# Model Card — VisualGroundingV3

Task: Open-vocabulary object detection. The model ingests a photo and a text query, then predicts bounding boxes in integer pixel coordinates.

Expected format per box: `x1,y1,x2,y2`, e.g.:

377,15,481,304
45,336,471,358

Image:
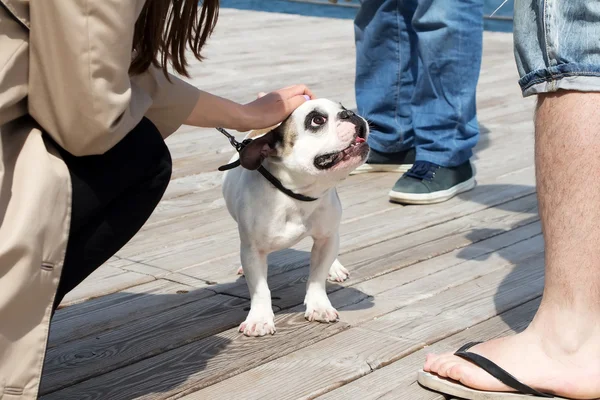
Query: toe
445,359,508,392
428,354,457,374
447,362,467,382
327,308,340,321
423,353,438,371
436,359,462,378
447,362,486,389
305,311,314,322
423,353,436,371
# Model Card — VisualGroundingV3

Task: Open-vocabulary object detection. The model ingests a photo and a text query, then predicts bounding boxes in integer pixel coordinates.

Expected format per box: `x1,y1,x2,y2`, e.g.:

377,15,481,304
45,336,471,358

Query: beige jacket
0,1,201,398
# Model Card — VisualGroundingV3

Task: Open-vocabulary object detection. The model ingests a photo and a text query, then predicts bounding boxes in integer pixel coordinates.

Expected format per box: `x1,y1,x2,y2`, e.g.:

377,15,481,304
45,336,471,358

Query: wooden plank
40,294,249,395
43,222,543,400
40,9,531,398
58,263,154,308
215,202,541,309
148,168,394,228
317,298,541,400
118,172,396,261
156,13,517,181
119,25,531,280
49,279,215,349
163,189,538,291
41,312,352,400
105,36,522,288
361,254,544,342
129,163,535,282
180,328,414,400
336,230,543,325
182,258,544,400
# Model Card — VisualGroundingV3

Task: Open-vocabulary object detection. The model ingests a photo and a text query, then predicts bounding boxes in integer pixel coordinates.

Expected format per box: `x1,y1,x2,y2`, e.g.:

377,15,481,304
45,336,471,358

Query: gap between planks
173,252,545,399
50,191,539,352
41,215,544,399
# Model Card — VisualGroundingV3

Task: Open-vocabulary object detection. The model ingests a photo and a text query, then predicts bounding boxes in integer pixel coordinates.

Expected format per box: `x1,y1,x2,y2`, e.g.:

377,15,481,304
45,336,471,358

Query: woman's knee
154,139,173,194
124,117,173,190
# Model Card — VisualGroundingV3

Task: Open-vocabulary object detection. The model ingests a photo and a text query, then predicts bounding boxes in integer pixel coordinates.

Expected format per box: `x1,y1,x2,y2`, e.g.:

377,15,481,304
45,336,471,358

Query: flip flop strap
454,342,554,398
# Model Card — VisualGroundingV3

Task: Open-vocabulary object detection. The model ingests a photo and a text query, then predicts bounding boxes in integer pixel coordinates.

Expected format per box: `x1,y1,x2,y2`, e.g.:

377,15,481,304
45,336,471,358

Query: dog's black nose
339,110,354,119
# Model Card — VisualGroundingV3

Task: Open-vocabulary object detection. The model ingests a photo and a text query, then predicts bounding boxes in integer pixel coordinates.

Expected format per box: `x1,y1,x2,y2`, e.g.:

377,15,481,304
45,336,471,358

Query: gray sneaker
351,148,415,175
389,160,475,204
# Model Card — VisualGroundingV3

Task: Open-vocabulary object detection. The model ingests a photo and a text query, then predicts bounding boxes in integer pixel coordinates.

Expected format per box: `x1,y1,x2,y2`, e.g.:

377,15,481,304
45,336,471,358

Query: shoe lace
404,161,440,182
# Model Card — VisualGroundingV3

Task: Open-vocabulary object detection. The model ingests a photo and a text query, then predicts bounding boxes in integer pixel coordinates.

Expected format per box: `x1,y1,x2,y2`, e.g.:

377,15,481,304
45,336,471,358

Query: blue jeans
354,0,484,167
514,0,600,96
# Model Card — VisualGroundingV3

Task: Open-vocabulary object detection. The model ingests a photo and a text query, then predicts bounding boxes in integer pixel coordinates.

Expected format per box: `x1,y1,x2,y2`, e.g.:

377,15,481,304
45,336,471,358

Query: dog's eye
311,116,327,127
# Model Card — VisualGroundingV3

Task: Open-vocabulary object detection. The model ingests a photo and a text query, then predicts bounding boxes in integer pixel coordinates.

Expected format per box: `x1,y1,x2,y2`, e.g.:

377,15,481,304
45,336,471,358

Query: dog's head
239,99,370,180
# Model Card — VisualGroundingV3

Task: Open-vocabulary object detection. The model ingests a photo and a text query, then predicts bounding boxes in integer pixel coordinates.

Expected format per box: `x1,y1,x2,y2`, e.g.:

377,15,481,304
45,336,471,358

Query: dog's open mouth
314,137,368,170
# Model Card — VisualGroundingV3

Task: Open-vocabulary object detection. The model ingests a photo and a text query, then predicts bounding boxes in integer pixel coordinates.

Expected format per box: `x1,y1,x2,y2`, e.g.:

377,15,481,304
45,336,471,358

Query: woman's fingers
284,94,310,114
277,84,315,100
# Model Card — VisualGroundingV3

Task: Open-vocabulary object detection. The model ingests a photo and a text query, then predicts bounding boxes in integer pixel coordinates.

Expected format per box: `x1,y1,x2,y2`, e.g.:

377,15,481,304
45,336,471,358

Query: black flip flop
417,342,571,399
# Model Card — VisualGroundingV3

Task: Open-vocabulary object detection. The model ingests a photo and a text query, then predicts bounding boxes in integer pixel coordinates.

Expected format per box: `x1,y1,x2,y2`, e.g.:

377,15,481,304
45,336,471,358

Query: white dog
222,99,370,337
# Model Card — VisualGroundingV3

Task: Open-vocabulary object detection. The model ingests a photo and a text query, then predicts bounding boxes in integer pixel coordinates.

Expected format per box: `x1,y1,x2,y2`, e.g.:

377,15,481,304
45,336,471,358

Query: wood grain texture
126,162,535,278
216,199,540,310
184,259,544,399
362,254,544,343
58,263,154,307
337,227,543,325
317,298,541,400
41,220,542,400
41,8,539,400
41,312,351,400
49,279,215,349
41,294,248,395
179,328,415,400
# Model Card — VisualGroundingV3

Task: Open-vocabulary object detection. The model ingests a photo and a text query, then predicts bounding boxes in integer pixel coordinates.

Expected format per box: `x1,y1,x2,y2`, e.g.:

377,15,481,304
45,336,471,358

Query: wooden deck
40,7,540,400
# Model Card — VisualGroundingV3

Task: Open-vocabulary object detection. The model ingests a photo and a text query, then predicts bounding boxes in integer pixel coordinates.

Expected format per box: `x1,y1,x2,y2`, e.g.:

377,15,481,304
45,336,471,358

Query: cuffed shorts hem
519,64,600,97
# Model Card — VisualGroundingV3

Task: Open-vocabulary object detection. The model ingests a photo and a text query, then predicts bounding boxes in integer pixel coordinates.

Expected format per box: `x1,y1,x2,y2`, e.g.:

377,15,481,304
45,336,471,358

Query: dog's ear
239,127,283,170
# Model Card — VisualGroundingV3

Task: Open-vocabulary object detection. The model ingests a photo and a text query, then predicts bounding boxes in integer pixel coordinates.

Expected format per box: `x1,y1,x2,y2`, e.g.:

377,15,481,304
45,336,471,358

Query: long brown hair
130,0,220,78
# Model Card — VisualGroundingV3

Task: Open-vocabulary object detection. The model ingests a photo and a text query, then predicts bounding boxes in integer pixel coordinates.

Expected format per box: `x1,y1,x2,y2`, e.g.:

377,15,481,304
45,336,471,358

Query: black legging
51,117,172,311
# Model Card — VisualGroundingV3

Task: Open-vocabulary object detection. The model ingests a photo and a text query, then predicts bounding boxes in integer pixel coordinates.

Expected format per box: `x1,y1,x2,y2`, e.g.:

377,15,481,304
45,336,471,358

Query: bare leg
238,243,276,336
424,92,600,398
305,235,340,322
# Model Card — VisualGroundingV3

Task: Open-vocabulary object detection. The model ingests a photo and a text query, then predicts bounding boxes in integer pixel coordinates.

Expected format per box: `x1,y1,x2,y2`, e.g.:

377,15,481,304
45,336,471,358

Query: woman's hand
237,85,315,131
184,84,315,132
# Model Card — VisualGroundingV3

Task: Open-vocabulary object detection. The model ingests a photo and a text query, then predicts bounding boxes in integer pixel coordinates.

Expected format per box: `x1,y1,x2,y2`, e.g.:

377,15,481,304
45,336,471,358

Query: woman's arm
184,85,315,132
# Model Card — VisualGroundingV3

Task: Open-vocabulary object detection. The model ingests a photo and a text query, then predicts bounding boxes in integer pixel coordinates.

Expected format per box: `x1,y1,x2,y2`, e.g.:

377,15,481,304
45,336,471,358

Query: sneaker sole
388,177,476,205
350,163,413,175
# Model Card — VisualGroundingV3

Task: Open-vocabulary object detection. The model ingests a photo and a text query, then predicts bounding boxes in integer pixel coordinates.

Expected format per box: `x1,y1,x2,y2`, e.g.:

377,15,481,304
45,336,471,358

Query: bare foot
423,329,600,399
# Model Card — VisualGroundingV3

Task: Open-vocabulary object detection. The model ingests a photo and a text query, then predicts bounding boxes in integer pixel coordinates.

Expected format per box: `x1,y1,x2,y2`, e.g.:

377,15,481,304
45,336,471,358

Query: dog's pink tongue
356,137,366,144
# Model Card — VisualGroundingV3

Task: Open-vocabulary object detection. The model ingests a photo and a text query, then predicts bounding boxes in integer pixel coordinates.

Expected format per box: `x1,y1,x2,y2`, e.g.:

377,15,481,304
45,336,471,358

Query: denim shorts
514,0,600,97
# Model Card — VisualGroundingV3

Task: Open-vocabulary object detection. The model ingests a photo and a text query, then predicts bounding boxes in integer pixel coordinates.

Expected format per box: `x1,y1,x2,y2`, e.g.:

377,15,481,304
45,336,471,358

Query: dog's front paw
236,266,244,276
239,309,276,337
304,293,339,323
328,259,349,282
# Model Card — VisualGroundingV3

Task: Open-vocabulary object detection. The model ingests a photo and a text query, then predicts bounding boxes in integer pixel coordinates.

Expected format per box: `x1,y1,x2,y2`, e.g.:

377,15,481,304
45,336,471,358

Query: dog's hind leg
328,258,349,282
238,243,276,336
305,234,340,323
